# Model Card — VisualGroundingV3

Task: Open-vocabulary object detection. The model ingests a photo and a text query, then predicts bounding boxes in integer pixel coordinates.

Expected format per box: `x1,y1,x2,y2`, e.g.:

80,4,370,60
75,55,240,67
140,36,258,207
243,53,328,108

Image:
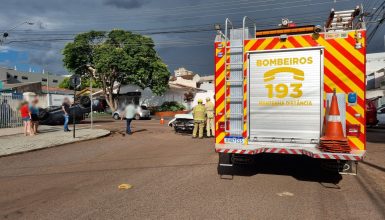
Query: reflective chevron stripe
215,30,366,150
239,31,366,151
215,147,363,161
215,42,226,144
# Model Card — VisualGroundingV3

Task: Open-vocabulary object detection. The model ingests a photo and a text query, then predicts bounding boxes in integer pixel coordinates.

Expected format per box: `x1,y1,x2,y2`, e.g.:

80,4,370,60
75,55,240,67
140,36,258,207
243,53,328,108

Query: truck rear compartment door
248,48,323,142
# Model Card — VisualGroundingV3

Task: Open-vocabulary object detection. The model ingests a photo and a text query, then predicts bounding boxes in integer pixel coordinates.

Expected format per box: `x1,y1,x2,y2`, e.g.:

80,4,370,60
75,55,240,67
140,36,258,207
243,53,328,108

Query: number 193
265,83,303,98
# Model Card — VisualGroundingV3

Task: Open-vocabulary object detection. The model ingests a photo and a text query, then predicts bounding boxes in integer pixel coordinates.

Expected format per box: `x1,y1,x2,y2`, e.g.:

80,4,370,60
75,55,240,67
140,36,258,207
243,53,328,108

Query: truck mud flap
218,153,233,178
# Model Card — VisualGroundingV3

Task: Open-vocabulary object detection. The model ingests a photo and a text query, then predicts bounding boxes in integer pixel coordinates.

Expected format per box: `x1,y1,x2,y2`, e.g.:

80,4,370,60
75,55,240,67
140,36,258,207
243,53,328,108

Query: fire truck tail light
346,124,360,137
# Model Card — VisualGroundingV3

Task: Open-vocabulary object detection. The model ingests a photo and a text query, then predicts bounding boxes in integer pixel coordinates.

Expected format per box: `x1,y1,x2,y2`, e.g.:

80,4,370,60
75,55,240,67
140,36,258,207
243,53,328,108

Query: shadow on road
218,154,342,184
361,160,385,173
35,128,61,134
356,166,385,218
366,128,385,143
133,129,147,134
79,120,115,124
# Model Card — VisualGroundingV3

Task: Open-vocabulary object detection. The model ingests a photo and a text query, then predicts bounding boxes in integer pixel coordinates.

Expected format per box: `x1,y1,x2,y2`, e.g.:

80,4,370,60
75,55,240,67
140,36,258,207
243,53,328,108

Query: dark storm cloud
0,0,383,75
104,0,148,9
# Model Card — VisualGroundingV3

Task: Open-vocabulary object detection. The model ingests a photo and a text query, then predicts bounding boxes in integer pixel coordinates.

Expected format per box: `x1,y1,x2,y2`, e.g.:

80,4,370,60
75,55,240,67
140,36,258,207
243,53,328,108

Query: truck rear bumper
215,143,365,161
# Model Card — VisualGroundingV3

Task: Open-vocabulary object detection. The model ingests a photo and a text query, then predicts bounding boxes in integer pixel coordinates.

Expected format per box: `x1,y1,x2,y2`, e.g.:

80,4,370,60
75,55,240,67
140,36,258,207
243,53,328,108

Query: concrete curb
0,130,111,158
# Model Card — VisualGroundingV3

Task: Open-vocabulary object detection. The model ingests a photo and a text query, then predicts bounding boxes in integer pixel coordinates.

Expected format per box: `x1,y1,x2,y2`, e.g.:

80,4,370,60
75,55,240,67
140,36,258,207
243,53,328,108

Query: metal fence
0,93,24,128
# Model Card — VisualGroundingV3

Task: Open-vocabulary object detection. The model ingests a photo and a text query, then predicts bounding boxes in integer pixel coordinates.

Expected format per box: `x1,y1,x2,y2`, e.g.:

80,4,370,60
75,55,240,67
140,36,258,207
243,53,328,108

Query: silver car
113,105,151,120
378,105,385,125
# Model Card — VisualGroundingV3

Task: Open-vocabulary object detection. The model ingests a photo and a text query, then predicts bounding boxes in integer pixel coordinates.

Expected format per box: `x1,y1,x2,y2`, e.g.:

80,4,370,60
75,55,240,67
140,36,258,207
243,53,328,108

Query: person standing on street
121,102,136,135
62,97,71,132
192,99,206,139
19,101,31,136
205,97,215,137
29,98,40,135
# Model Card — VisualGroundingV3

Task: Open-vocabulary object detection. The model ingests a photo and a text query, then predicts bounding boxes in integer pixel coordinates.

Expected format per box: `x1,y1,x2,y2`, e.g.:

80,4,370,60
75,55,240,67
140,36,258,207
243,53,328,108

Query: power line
1,6,333,36
4,13,329,39
5,17,329,45
0,0,342,30
367,0,385,42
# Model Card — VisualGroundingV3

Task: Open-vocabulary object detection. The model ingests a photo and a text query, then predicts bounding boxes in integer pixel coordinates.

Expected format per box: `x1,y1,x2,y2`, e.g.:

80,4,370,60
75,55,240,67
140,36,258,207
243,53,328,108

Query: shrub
158,101,185,112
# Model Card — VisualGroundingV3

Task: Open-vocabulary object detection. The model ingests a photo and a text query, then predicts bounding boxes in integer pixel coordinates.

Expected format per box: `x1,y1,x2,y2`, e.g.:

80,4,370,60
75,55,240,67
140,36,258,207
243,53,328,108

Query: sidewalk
0,125,110,157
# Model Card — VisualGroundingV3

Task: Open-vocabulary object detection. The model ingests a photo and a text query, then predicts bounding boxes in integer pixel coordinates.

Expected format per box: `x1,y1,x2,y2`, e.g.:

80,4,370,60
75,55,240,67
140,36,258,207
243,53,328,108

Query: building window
7,73,10,78
14,75,18,79
53,79,58,83
22,76,28,80
42,78,47,82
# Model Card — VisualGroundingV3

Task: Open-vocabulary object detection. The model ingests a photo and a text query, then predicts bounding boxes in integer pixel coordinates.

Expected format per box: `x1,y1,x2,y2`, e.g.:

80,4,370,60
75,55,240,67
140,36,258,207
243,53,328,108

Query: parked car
112,105,151,120
377,104,385,125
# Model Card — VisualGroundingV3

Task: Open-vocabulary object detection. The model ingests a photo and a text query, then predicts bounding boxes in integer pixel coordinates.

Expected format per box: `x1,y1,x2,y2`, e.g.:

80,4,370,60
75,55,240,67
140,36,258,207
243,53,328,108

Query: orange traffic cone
160,117,164,125
319,89,351,153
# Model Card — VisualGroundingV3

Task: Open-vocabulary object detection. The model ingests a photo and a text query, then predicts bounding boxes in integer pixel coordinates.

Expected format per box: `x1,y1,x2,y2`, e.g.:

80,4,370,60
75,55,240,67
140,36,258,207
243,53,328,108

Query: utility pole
70,74,81,138
44,66,51,107
90,79,93,129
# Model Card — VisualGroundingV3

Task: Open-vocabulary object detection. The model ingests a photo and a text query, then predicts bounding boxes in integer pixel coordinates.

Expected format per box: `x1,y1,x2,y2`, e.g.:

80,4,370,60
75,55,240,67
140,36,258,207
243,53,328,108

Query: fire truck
214,6,366,175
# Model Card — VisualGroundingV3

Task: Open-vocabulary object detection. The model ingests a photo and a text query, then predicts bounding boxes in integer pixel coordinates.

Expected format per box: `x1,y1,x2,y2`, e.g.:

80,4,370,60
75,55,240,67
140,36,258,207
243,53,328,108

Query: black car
39,96,102,125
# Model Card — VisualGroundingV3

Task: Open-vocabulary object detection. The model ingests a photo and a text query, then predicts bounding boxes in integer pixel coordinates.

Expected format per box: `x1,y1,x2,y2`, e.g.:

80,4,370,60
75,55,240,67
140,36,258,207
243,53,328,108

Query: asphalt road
0,118,385,220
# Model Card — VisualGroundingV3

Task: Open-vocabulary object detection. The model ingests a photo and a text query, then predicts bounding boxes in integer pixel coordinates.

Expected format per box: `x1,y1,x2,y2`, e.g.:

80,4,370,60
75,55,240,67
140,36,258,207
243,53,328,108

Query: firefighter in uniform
205,97,215,137
192,99,206,138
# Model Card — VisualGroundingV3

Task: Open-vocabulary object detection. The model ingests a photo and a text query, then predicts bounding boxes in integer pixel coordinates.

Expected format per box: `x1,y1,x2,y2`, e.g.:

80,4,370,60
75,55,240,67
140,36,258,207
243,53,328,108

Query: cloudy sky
0,0,383,76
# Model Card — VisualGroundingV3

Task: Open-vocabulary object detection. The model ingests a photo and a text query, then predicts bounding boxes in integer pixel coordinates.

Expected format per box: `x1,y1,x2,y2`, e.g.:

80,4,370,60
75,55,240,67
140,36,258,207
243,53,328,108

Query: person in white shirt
121,102,137,135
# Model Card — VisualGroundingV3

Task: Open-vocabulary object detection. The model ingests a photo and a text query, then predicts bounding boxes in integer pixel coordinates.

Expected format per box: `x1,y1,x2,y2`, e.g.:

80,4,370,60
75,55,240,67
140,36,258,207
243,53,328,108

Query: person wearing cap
205,97,215,137
192,99,206,138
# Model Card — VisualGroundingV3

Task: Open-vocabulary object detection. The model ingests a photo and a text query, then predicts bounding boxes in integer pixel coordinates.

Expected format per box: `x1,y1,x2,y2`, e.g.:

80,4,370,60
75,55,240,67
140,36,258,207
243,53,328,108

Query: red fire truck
214,6,366,175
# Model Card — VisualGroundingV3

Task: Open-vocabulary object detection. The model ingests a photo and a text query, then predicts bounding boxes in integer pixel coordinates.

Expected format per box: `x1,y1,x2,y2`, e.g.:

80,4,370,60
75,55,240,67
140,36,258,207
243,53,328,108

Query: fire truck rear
214,6,366,175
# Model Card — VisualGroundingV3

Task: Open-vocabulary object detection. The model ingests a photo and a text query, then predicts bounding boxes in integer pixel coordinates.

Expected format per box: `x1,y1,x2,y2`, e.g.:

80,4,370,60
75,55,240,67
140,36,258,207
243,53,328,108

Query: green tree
81,78,102,90
62,30,170,111
58,77,71,89
59,77,102,90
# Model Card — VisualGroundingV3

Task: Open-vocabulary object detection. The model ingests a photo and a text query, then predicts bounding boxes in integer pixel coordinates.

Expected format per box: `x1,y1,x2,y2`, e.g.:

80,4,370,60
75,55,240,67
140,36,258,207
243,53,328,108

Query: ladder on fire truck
325,6,363,31
223,17,256,137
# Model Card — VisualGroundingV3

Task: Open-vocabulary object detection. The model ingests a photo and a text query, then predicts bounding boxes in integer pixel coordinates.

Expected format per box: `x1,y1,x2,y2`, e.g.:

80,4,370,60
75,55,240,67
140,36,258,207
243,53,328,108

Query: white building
106,67,215,110
174,67,194,77
117,83,206,110
198,75,214,92
366,52,385,107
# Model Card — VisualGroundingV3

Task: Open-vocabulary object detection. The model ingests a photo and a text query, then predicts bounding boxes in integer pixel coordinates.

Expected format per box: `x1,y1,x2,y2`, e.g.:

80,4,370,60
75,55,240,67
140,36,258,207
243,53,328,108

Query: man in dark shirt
62,97,71,132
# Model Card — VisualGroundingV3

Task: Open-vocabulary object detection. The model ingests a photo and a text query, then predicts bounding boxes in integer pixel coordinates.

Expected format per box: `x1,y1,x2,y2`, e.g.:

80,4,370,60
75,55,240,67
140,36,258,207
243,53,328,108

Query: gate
0,93,23,128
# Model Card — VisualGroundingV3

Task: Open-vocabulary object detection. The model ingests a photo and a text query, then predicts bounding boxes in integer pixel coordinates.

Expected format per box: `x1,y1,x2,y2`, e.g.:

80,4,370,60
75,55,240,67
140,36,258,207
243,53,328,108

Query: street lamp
1,21,34,45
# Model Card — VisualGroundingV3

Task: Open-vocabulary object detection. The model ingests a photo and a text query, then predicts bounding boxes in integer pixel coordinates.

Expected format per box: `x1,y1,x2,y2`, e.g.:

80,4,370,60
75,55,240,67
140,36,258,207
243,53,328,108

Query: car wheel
79,96,91,108
113,114,120,120
135,114,140,120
